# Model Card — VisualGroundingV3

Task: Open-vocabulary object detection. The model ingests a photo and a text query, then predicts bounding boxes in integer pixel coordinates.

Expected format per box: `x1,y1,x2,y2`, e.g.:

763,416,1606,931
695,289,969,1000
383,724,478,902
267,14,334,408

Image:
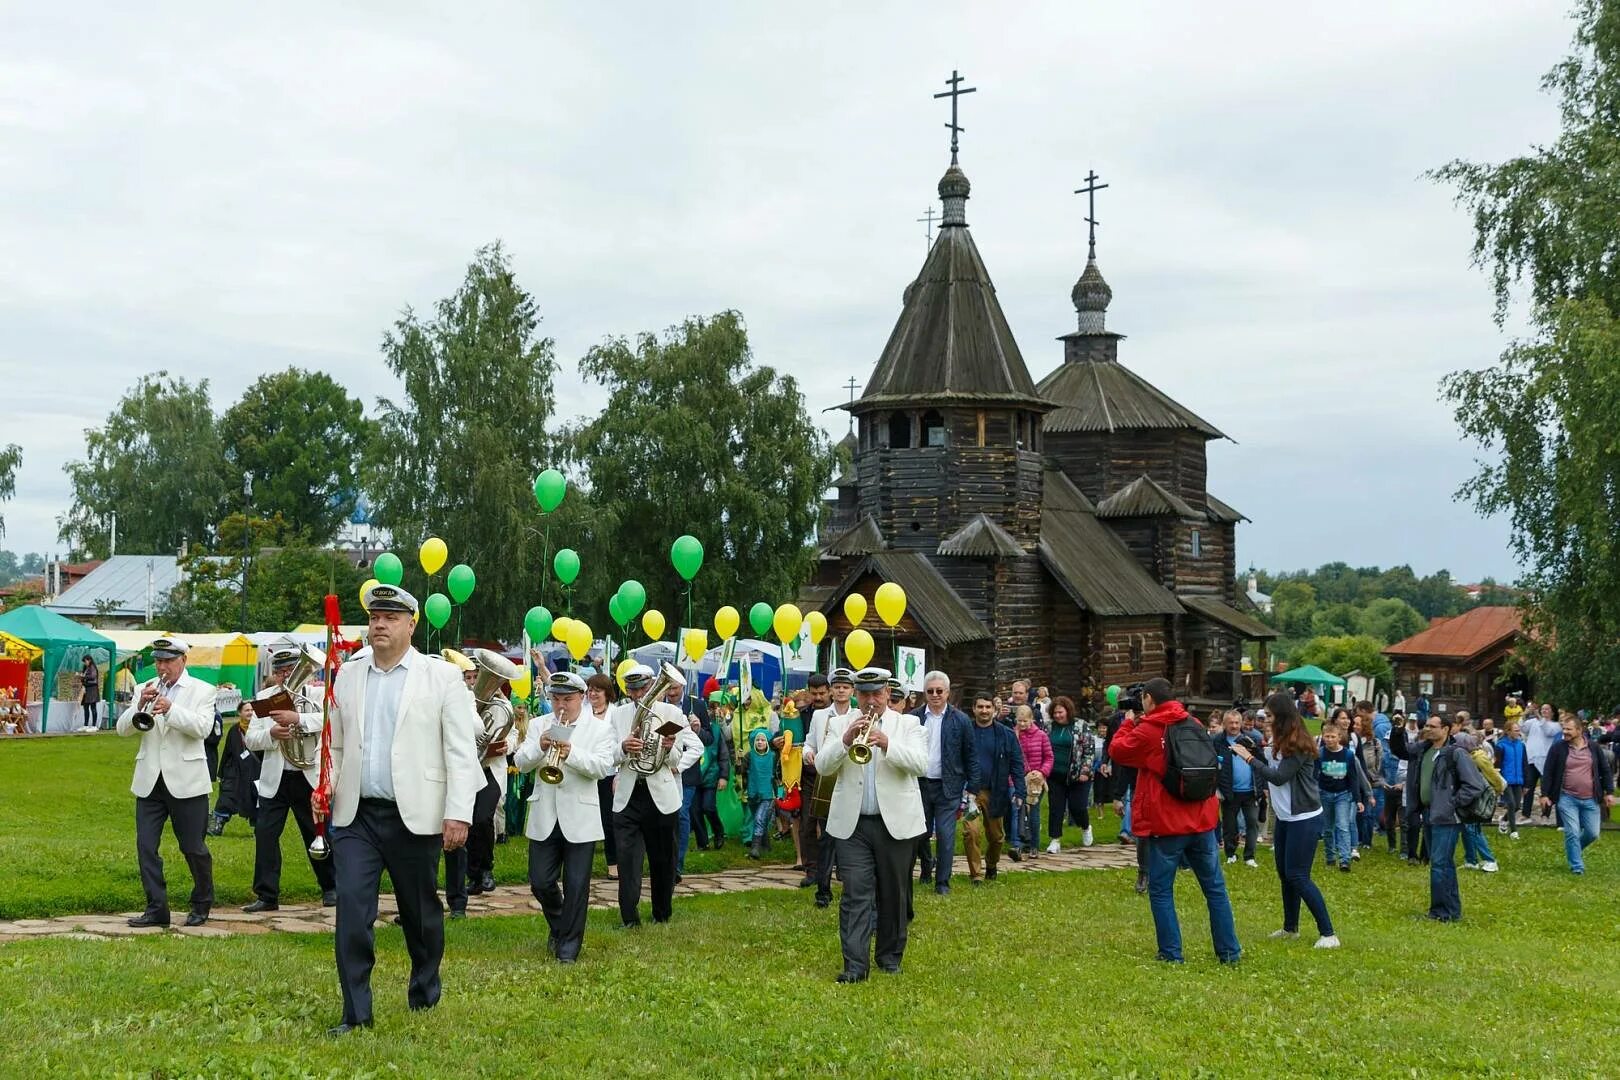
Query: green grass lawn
5,735,1620,1076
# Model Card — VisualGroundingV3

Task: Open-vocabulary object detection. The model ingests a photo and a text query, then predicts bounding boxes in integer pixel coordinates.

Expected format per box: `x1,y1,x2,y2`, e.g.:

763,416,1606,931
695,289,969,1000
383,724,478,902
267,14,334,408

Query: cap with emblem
151,637,190,660
269,645,301,670
622,663,656,690
829,667,855,687
547,671,588,695
853,667,892,693
441,648,475,672
362,583,419,615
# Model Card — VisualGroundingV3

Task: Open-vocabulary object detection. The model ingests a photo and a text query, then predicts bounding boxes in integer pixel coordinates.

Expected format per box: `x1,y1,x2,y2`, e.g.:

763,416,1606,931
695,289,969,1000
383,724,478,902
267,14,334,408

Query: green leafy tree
1309,602,1360,640
59,373,228,558
1433,0,1620,706
570,311,836,624
1293,634,1393,691
1270,580,1317,641
0,443,19,539
220,370,374,543
1356,597,1427,645
364,243,558,640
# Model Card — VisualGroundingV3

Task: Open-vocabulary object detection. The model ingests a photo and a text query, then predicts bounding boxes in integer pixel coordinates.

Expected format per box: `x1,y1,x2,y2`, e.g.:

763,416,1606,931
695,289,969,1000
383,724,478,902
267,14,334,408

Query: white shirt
359,648,415,800
921,707,945,779
860,758,881,815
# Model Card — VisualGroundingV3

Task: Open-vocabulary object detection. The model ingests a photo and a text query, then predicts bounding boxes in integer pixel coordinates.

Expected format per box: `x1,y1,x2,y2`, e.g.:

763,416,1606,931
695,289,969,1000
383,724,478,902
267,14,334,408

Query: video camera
1118,682,1145,715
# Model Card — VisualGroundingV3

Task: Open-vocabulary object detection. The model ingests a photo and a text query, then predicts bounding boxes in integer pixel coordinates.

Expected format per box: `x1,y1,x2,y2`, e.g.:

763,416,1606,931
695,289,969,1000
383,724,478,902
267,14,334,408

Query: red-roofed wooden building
1383,606,1529,718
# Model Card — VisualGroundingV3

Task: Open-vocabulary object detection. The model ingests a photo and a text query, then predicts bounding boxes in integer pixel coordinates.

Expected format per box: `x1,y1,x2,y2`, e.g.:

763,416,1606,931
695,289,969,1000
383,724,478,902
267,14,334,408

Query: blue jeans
677,786,698,871
1461,822,1495,866
1557,794,1602,873
1428,823,1462,921
1320,790,1355,865
748,796,774,842
1358,789,1382,846
1272,815,1333,936
1144,829,1240,964
1122,789,1133,836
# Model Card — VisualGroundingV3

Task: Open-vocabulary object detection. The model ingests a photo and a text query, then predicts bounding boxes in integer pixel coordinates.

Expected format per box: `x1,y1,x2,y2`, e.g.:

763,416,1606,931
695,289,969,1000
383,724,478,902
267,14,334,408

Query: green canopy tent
0,605,115,733
1268,664,1347,695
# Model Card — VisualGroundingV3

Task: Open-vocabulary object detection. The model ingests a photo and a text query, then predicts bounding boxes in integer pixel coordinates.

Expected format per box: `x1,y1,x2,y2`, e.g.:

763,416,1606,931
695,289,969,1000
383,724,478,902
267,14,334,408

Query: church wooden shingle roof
847,168,1050,414
1039,471,1183,617
1205,494,1248,524
1179,594,1278,640
1095,474,1201,520
1037,353,1225,438
937,513,1026,558
822,514,886,557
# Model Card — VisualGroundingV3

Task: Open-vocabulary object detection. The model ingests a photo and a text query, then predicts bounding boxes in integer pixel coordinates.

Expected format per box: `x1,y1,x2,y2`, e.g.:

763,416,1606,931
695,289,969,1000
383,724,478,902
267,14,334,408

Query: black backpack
1163,718,1219,801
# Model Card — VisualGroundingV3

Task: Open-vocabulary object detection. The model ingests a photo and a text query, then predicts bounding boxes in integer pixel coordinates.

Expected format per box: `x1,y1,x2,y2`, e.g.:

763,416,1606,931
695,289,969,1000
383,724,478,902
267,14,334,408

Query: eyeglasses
925,687,947,695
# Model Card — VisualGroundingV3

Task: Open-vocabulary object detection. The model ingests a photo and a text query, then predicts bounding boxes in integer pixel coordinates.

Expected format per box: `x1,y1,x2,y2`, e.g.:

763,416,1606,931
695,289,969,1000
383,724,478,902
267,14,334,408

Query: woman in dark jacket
1233,693,1337,948
1045,696,1095,851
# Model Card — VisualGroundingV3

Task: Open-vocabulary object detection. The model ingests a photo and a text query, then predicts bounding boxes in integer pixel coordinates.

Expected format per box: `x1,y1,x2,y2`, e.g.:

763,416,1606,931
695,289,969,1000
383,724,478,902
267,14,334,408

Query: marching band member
241,646,338,912
325,585,483,1036
815,666,927,983
117,636,218,928
514,670,614,963
440,649,507,918
804,667,856,907
610,664,703,927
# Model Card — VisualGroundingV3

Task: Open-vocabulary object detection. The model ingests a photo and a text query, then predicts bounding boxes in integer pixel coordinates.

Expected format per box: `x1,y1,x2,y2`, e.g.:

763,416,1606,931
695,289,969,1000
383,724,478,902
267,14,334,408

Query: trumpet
847,703,885,765
538,735,566,785
131,679,172,732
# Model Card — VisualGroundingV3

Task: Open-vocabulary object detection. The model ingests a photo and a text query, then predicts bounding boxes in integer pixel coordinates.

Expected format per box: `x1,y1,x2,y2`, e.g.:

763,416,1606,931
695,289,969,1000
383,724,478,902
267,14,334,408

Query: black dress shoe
935,884,951,896
798,875,816,889
242,899,278,913
546,935,558,957
449,909,466,920
877,963,901,975
326,1020,372,1037
1008,850,1022,862
985,867,998,881
557,956,577,965
479,872,495,893
127,911,169,928
919,871,934,885
466,879,485,897
814,895,831,908
322,890,338,907
184,911,209,927
835,970,868,984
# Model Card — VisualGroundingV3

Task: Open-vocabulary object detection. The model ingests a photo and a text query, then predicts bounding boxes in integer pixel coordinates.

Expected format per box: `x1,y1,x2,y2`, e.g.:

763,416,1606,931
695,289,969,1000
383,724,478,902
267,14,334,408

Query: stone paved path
0,843,1138,944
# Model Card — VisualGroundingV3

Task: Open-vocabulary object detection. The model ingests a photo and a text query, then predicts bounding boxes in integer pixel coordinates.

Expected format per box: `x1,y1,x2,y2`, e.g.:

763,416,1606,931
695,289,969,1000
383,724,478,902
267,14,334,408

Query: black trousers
529,829,596,961
1047,774,1092,834
597,776,618,867
1221,792,1259,860
332,799,444,1026
836,815,912,976
446,770,501,908
1522,765,1543,818
613,780,677,925
252,769,336,903
135,777,213,915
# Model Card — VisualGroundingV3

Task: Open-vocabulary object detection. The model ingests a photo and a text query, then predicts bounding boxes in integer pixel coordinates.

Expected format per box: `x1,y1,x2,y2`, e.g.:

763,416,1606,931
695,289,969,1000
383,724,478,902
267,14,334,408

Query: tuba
627,663,687,775
471,649,522,757
271,647,322,770
847,701,886,765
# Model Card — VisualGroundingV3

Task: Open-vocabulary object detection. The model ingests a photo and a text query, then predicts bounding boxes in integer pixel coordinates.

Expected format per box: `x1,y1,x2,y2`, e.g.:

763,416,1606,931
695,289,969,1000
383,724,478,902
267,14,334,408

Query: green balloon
670,534,704,582
553,548,580,585
1105,684,1121,708
447,563,476,604
608,593,628,628
533,468,567,514
373,552,404,586
424,593,452,629
524,606,553,642
748,601,773,637
617,579,646,620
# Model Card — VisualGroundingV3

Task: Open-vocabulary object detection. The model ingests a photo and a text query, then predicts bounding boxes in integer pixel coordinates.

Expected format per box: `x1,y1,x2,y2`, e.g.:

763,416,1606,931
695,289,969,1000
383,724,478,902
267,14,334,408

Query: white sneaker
1480,861,1498,873
1351,849,1360,861
1498,821,1509,834
1267,929,1298,940
1045,839,1061,855
1313,935,1341,950
1227,855,1236,864
1245,858,1259,867
1082,827,1094,847
1510,831,1520,840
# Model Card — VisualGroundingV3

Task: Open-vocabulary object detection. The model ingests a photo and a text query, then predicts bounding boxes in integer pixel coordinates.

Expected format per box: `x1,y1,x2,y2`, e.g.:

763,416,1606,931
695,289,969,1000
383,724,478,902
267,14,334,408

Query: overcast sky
0,2,1573,580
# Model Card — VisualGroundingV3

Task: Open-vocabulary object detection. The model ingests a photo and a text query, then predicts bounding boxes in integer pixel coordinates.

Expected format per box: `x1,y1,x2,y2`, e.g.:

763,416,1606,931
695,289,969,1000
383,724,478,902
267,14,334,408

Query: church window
1129,635,1144,670
1190,529,1202,558
888,412,913,449
923,410,946,447
976,409,986,447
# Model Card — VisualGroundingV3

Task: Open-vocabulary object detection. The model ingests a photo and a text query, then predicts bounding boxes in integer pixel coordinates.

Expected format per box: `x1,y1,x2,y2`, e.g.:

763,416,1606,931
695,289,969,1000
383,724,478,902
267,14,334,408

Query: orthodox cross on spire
1074,169,1108,261
933,69,977,163
843,376,859,431
916,206,937,250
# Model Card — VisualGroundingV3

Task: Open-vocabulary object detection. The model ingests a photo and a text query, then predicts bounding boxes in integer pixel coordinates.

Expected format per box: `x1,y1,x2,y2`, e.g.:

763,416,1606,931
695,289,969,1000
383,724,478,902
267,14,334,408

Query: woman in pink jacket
1013,706,1053,859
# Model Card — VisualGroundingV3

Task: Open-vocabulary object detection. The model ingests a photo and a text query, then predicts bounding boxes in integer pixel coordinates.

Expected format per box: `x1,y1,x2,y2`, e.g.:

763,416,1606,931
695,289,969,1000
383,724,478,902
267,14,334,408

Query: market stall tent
0,605,115,732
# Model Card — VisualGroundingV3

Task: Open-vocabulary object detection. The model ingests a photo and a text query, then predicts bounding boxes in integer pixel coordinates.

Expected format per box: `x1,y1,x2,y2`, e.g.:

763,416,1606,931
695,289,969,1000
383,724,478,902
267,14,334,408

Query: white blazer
243,687,322,799
328,649,483,836
514,709,614,843
116,672,218,800
609,698,704,814
815,707,927,841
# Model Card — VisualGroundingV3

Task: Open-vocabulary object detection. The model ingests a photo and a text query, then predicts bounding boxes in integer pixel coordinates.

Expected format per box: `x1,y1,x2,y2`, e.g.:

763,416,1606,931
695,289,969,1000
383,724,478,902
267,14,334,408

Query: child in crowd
1496,718,1528,839
1022,770,1047,856
1011,706,1052,860
1316,723,1369,871
742,726,778,860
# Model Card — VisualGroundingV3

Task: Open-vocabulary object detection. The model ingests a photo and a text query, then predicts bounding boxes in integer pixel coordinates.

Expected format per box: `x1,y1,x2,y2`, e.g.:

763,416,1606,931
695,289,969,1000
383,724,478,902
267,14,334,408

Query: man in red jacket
1109,678,1241,964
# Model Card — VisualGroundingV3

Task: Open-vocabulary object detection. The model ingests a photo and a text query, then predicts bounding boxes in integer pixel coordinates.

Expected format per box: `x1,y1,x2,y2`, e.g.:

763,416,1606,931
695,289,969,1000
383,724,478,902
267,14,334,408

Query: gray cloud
0,1,1568,580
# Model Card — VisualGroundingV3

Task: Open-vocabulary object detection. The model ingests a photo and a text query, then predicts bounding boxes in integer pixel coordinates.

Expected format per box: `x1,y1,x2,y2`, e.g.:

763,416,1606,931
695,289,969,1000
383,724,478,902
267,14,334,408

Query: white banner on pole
896,646,926,691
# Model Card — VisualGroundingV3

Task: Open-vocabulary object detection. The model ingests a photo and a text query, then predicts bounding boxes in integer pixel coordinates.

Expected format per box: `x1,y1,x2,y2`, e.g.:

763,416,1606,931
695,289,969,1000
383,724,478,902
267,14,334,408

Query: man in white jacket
117,636,218,928
515,670,614,963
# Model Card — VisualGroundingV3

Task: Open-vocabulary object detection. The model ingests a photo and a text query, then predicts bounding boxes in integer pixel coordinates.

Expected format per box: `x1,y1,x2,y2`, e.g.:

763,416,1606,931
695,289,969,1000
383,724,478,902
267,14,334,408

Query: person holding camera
1109,678,1240,965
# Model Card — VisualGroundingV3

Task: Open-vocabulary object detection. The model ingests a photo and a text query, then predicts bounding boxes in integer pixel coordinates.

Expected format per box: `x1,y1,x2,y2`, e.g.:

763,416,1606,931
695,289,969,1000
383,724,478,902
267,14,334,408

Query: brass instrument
627,663,687,775
847,702,885,765
537,726,566,786
471,649,522,757
264,647,321,770
130,678,172,732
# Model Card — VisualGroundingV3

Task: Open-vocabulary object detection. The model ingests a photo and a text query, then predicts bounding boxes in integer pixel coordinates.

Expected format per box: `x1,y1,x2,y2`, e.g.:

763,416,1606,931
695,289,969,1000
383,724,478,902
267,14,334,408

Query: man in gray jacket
1420,716,1485,922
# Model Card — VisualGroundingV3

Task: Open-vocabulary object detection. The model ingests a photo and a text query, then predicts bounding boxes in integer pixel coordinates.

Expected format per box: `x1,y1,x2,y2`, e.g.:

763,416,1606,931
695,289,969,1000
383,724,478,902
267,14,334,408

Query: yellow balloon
642,609,666,640
509,672,532,700
874,582,907,627
359,577,379,610
615,657,638,695
683,628,709,664
805,610,828,646
773,603,803,645
551,616,573,643
419,536,448,576
844,629,875,669
567,621,593,661
713,605,740,640
843,593,868,628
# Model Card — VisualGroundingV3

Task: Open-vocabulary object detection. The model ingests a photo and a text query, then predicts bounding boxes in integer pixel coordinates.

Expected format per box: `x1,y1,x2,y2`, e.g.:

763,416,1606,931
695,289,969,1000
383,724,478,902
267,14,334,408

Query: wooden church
802,93,1274,710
